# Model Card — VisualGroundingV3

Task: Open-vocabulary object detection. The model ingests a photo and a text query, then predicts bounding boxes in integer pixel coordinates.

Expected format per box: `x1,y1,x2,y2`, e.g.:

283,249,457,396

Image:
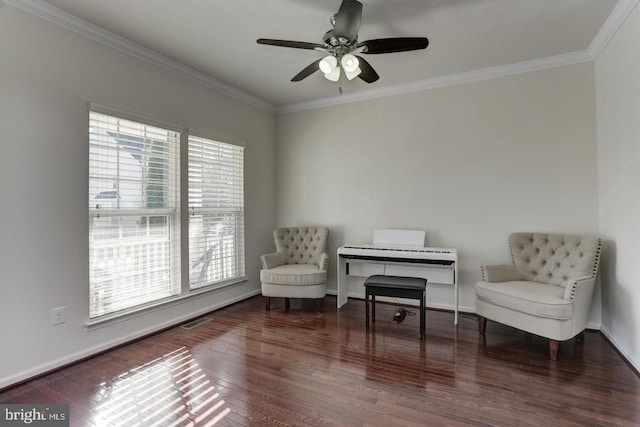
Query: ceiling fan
257,0,429,84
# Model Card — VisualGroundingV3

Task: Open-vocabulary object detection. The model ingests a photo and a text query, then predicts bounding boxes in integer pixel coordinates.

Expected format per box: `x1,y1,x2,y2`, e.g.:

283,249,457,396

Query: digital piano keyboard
336,230,459,324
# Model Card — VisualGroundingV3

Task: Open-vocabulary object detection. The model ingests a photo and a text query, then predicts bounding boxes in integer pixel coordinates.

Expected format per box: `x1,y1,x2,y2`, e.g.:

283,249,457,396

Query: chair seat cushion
260,264,327,286
475,280,572,320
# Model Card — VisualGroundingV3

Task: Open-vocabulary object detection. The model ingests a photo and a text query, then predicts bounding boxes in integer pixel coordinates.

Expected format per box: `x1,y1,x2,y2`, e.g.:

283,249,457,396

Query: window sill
85,277,248,331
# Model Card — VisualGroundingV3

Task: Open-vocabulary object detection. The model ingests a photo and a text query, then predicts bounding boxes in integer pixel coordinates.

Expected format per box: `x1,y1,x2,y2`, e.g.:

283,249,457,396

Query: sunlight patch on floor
92,346,230,426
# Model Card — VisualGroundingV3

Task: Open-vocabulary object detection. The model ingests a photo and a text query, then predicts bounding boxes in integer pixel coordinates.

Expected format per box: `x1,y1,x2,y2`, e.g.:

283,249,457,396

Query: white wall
276,63,600,317
595,3,640,371
0,6,276,387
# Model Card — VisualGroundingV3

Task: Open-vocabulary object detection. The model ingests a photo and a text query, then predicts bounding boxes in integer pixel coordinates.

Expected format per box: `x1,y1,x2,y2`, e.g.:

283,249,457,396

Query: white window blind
188,135,245,289
89,111,181,318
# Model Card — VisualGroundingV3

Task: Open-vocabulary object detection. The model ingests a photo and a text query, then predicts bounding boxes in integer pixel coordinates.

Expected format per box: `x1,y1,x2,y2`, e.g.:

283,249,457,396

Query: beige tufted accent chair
260,227,329,312
475,232,602,360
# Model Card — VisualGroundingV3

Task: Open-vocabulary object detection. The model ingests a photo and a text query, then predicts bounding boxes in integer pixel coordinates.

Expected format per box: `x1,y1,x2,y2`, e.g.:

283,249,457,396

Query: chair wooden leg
315,298,322,312
478,316,487,335
576,331,585,342
264,296,271,311
285,298,290,311
550,339,559,361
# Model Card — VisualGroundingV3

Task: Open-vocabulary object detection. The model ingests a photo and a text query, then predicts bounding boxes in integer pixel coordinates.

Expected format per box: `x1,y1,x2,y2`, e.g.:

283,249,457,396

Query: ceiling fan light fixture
324,67,341,82
344,66,362,80
319,55,338,75
341,53,359,73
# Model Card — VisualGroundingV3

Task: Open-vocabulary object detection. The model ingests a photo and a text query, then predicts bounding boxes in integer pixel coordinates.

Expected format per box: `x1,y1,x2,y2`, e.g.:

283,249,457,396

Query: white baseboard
0,289,261,390
325,289,476,314
587,322,602,330
600,327,640,374
327,290,606,328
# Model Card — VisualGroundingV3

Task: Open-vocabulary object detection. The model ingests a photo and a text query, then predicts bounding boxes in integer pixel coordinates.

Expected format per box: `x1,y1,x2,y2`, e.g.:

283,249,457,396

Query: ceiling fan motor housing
323,31,355,50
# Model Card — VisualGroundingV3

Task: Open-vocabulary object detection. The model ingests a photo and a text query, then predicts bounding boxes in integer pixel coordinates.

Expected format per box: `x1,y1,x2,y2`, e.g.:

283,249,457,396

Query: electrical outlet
51,306,66,326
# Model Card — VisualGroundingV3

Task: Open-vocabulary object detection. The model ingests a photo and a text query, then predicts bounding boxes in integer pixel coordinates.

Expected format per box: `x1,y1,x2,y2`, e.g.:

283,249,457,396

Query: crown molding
5,0,276,113
588,0,640,59
7,0,636,116
277,51,593,114
277,0,639,114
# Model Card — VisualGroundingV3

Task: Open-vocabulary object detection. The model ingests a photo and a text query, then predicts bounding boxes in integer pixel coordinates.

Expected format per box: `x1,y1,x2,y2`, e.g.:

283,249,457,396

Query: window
88,108,245,321
89,111,181,318
188,135,245,289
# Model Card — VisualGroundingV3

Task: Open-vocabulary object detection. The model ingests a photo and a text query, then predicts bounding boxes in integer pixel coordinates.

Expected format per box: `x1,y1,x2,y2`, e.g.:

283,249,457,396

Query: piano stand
364,275,427,340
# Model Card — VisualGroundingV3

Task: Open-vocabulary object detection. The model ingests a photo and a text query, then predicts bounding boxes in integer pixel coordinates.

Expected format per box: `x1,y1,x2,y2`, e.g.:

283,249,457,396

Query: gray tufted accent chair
475,232,602,360
260,227,329,312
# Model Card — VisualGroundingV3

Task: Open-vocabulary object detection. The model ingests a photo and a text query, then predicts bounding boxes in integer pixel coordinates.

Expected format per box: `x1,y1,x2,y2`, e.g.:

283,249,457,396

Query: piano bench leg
371,295,376,324
365,289,371,332
420,290,425,340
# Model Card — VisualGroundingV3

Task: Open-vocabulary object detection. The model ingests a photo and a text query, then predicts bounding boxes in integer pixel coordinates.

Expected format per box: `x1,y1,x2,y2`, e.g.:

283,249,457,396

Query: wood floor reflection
2,295,639,426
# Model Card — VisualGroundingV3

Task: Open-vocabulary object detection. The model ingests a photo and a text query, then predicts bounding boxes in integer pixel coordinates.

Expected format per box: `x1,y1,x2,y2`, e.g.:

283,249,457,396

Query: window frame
87,104,247,329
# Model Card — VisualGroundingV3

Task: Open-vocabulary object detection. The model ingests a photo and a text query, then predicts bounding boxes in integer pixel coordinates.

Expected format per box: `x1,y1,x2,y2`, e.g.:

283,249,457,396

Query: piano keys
337,230,459,324
339,244,456,265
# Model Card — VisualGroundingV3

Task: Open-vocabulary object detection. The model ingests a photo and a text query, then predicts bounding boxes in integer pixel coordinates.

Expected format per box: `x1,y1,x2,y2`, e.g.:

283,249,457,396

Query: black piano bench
364,275,427,340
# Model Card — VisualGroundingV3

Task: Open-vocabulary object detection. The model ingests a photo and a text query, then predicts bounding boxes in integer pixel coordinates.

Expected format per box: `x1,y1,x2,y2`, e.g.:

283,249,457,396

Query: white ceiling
23,0,621,108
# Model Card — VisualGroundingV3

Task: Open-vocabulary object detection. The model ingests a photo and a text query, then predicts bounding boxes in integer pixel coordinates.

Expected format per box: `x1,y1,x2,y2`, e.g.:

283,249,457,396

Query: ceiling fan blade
360,37,429,54
355,56,379,83
332,0,363,42
257,39,324,50
291,59,322,82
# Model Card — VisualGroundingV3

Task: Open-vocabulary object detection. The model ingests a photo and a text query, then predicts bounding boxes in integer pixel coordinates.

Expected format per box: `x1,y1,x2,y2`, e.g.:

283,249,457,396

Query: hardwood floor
2,295,639,426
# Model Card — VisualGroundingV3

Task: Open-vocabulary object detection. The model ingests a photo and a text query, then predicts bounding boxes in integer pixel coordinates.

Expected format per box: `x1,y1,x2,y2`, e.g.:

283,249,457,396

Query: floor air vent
180,317,212,330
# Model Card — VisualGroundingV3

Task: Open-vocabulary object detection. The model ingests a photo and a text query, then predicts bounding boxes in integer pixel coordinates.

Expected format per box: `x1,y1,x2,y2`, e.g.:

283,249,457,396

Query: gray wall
595,3,640,372
276,63,600,318
0,6,276,387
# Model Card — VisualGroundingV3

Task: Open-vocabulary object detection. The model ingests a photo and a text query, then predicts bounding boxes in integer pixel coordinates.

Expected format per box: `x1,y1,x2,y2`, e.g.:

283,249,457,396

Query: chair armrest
317,253,329,271
564,275,597,336
261,253,286,269
481,264,523,282
563,275,595,301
